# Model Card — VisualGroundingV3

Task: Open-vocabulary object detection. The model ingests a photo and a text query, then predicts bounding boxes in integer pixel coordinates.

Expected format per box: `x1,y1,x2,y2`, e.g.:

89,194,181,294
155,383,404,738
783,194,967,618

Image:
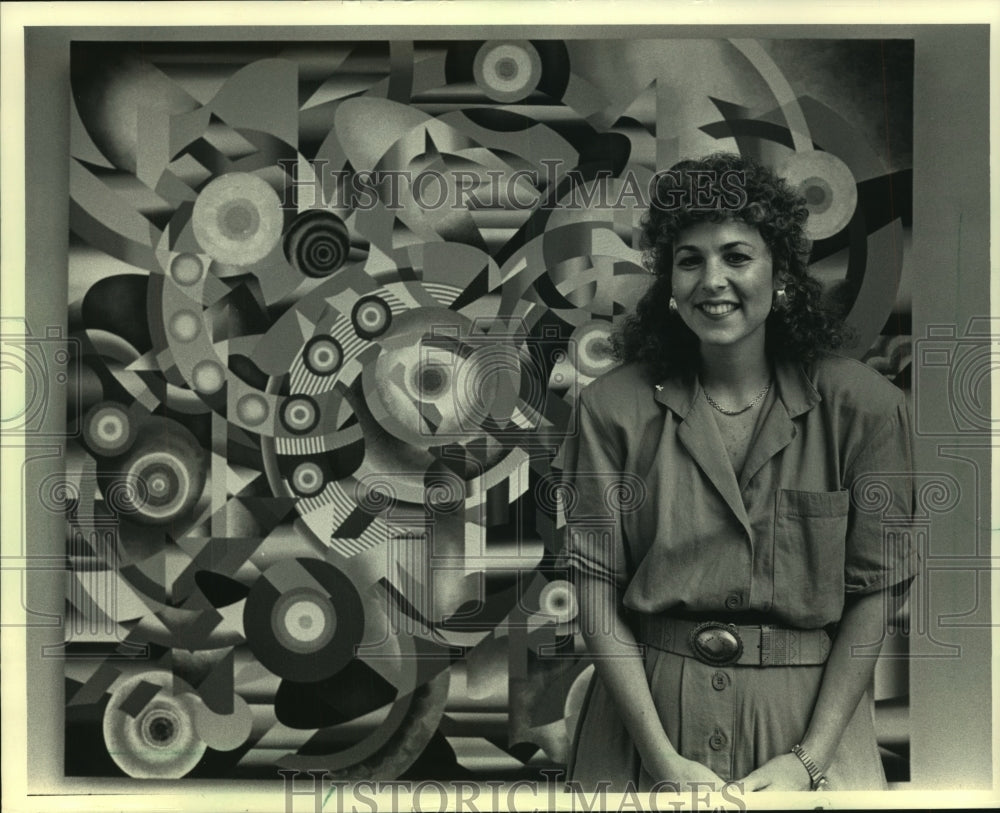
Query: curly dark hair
613,152,848,380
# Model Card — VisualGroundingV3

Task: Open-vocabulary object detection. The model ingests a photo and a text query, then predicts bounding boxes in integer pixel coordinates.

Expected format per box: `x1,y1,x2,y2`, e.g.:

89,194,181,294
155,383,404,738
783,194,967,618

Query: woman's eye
675,256,701,269
725,253,751,265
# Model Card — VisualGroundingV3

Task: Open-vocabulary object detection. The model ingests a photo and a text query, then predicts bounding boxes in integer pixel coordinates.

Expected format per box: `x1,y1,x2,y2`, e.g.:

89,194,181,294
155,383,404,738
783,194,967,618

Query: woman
554,153,917,792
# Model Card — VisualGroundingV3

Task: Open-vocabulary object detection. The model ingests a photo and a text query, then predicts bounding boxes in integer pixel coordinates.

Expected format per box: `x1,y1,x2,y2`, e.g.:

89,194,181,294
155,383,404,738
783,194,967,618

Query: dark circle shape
351,296,392,340
284,210,351,278
417,364,447,396
495,57,518,80
146,713,176,744
243,558,365,682
279,394,320,435
303,335,343,376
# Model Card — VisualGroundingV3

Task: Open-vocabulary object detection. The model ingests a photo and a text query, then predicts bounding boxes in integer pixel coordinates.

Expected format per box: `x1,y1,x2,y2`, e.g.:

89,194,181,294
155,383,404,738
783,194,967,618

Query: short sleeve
844,397,921,595
551,394,630,589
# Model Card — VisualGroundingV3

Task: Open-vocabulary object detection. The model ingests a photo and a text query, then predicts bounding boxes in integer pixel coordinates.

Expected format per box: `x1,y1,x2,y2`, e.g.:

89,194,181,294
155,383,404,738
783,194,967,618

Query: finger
742,771,772,792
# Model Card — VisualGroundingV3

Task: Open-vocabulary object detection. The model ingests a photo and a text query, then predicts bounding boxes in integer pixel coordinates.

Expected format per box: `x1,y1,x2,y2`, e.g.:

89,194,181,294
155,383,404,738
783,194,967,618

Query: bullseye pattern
280,395,320,435
302,335,343,376
352,296,392,339
571,321,616,378
777,150,858,240
83,402,135,456
538,579,579,624
473,40,542,103
290,460,325,496
102,672,205,779
284,210,351,277
192,173,283,265
243,558,364,682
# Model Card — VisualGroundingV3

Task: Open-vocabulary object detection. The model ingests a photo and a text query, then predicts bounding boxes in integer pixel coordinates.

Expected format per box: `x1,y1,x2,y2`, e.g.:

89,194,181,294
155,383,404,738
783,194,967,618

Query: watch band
791,743,829,790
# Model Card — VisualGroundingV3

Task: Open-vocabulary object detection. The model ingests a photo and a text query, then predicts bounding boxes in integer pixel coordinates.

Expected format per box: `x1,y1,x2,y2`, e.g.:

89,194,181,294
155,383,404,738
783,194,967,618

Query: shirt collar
652,357,821,418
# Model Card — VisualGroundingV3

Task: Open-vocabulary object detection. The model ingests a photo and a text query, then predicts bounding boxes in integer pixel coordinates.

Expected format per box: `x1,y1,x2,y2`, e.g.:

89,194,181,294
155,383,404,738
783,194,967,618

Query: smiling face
670,219,778,357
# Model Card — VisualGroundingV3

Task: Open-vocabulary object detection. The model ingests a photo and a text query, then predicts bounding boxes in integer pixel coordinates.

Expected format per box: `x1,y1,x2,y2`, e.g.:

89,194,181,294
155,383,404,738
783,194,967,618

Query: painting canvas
1,7,995,811
60,36,914,781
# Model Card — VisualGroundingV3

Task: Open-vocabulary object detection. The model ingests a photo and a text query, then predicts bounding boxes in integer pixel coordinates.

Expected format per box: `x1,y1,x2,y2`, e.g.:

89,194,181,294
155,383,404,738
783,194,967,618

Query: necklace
702,380,771,416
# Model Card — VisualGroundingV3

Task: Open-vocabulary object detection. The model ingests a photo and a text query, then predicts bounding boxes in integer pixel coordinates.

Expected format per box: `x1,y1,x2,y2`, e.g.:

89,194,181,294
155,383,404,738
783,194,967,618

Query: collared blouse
553,353,918,629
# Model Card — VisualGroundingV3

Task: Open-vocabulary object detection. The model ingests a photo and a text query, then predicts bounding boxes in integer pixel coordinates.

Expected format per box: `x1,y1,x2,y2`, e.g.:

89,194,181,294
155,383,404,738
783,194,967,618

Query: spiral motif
603,474,647,513
355,476,399,514
105,475,150,515
851,475,894,514
949,346,998,432
533,473,576,515
917,475,961,516
38,475,81,515
284,210,350,278
424,472,465,514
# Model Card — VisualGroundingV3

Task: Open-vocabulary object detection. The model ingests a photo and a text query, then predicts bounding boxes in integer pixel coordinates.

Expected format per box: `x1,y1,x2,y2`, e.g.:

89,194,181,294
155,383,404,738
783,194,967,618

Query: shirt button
709,729,728,751
711,671,728,691
725,591,742,610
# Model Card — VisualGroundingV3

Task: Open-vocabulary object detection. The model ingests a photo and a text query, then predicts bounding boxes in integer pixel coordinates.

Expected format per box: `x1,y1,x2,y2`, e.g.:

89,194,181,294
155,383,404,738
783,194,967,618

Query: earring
669,296,678,312
773,287,787,309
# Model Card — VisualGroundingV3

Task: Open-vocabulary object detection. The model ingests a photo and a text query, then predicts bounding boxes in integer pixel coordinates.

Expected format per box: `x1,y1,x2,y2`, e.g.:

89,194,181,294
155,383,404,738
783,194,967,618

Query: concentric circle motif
290,461,325,497
283,210,351,278
571,321,616,378
169,253,204,286
192,173,283,265
102,671,205,778
538,579,579,624
352,296,392,340
83,402,135,456
473,40,543,103
125,451,192,522
243,558,365,682
279,394,320,435
302,335,343,376
777,150,858,241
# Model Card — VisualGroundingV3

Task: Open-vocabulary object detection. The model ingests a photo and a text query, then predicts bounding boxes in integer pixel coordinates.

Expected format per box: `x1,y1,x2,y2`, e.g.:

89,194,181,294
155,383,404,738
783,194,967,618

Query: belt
636,615,831,667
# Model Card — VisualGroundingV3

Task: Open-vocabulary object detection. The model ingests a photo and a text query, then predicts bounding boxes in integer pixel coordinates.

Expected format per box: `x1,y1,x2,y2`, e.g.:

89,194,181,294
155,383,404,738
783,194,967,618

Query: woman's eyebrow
674,240,756,254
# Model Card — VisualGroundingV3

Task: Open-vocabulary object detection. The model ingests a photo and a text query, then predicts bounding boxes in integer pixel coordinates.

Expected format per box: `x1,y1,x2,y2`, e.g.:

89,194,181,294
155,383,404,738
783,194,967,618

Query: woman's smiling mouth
698,302,739,316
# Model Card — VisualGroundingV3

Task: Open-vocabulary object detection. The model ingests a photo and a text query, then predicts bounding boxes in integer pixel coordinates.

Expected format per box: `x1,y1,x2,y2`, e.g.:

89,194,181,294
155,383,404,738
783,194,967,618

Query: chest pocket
773,488,850,627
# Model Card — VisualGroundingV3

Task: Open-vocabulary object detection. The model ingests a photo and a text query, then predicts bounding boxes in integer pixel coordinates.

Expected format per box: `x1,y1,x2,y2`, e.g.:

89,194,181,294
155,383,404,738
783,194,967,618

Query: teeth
701,303,737,315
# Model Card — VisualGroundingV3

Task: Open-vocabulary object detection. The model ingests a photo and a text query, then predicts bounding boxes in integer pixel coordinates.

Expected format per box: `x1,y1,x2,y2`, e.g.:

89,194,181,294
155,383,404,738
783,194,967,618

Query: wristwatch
791,743,829,790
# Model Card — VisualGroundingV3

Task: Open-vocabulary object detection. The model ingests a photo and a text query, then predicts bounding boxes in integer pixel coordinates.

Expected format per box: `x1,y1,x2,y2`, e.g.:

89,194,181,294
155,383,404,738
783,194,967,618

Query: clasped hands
659,752,815,793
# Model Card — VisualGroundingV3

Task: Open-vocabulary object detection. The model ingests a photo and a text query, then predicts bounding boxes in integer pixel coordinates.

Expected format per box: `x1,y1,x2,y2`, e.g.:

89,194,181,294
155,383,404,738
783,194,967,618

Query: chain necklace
702,380,771,416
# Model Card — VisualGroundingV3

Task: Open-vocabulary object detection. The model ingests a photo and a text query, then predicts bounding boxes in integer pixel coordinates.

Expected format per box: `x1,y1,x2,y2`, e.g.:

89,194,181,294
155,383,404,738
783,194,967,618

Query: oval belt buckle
688,621,744,666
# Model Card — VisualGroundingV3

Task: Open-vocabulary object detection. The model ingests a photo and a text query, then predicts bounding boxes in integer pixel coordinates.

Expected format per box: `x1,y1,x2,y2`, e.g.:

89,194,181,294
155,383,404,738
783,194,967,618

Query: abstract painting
60,37,914,782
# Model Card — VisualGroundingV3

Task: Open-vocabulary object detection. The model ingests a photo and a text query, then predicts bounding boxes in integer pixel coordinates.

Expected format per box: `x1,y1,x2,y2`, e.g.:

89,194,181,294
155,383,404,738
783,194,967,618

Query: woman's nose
701,257,728,289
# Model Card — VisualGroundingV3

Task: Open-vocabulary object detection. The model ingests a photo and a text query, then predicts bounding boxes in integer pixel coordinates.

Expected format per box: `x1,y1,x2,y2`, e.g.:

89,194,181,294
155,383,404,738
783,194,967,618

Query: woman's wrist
798,734,834,775
790,743,829,790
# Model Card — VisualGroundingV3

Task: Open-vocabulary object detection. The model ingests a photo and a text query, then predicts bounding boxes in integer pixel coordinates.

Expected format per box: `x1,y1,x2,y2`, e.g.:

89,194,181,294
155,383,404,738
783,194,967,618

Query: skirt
566,646,887,791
